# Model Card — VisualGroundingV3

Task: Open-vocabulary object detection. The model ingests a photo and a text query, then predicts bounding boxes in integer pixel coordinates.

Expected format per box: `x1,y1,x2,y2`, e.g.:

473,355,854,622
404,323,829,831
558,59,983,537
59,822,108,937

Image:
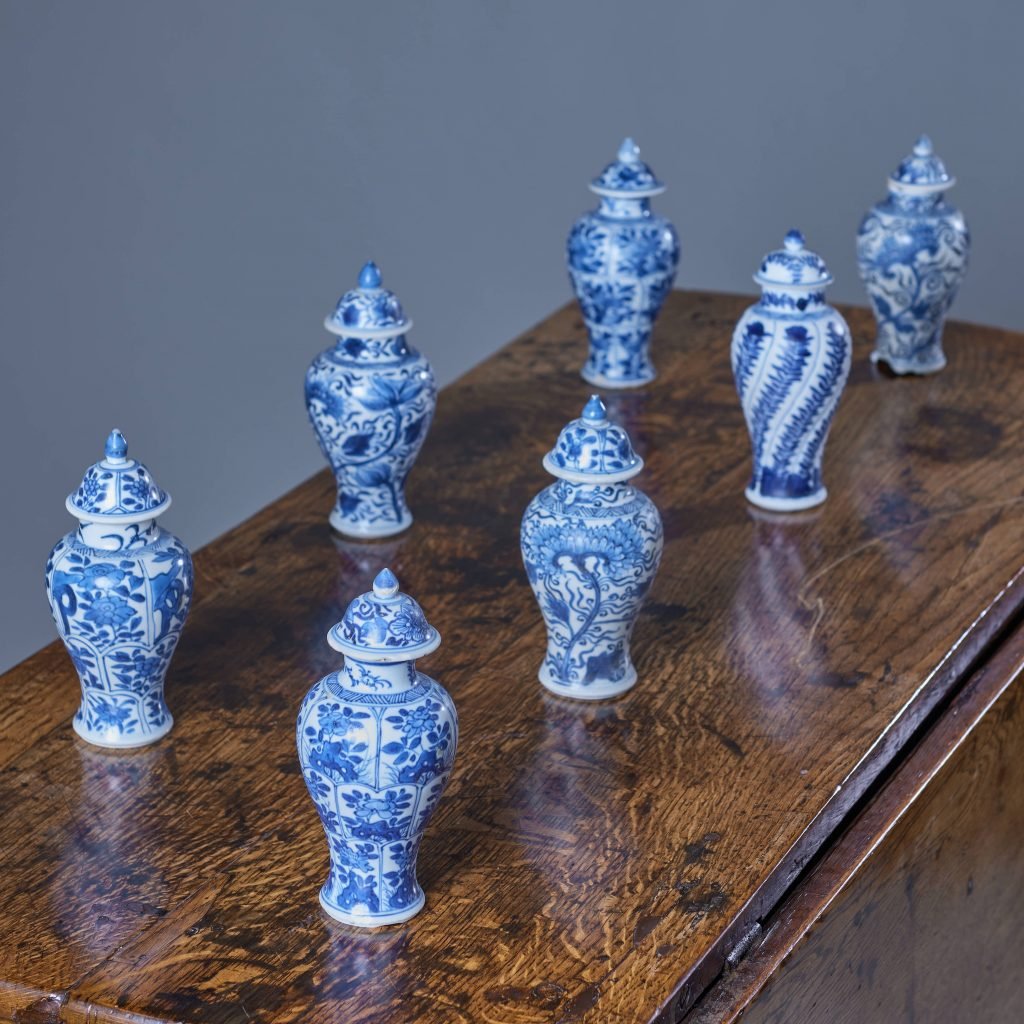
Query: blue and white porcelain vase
44,430,193,748
297,568,458,927
732,231,852,512
856,135,969,375
521,396,663,700
567,139,680,389
306,262,437,537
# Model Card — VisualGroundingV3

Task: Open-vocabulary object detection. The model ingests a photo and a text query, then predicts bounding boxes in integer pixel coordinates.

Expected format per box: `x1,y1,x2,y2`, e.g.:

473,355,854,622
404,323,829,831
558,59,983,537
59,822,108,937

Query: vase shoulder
568,208,679,272
526,480,659,525
310,340,429,372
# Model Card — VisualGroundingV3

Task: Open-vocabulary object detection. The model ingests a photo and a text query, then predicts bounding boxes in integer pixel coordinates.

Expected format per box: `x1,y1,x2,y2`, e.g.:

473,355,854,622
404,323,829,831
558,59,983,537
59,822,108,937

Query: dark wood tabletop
2,292,1023,1024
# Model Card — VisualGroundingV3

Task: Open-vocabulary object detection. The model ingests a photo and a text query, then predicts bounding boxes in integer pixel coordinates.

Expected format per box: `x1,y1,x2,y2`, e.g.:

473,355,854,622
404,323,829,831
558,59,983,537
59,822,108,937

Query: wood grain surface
1,292,1023,1024
686,620,1024,1023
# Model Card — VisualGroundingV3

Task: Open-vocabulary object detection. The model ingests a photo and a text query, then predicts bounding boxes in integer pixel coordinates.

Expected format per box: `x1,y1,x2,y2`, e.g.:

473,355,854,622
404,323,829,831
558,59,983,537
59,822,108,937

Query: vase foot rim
319,889,425,928
539,665,637,700
580,368,656,390
870,350,946,375
72,714,173,749
745,487,827,513
329,510,413,538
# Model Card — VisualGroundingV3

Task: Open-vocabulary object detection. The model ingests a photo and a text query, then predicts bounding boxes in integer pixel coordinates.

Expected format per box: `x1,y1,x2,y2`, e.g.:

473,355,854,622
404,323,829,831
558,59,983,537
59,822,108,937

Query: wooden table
2,292,1023,1023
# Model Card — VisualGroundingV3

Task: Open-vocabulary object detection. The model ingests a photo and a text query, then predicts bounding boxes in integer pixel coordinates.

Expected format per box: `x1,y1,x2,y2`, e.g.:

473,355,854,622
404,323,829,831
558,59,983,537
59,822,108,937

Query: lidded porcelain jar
731,231,852,512
44,430,193,747
306,261,437,537
297,568,458,927
567,139,680,389
856,135,969,375
521,396,663,700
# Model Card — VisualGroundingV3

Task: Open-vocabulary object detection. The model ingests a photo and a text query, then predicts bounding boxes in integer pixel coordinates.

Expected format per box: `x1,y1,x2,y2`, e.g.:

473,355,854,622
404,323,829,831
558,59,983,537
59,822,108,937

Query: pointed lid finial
783,228,805,252
755,229,833,289
889,133,954,193
581,394,609,424
329,567,441,661
66,429,171,523
104,428,128,462
325,260,412,339
543,396,644,484
617,137,641,163
358,260,382,289
590,137,665,198
372,567,400,598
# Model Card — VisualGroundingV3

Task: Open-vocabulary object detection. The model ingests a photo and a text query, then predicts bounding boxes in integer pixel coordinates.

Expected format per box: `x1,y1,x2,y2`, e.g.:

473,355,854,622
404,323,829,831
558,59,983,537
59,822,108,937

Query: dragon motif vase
306,261,437,537
297,568,458,927
567,138,679,389
732,230,852,512
856,135,969,375
44,430,193,747
521,396,663,700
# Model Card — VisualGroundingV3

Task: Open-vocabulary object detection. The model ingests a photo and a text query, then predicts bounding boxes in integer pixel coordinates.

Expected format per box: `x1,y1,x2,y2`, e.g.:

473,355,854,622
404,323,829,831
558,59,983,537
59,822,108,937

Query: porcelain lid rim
753,271,834,289
588,182,666,198
66,493,173,524
542,452,644,485
324,315,413,340
327,623,442,661
887,175,956,194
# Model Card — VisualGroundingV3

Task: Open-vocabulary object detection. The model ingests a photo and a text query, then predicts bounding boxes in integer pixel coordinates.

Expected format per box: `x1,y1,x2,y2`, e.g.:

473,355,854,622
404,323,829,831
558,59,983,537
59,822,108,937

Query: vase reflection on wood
521,397,663,700
306,261,437,538
732,231,852,512
567,138,680,388
856,135,969,375
44,430,193,748
297,569,457,927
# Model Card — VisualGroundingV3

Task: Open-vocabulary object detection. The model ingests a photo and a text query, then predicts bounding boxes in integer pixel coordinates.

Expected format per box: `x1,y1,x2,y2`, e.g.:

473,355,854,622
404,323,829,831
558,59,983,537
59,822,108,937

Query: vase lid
328,568,441,662
543,395,644,484
589,138,666,198
888,135,955,194
754,229,833,289
66,429,172,524
324,261,413,340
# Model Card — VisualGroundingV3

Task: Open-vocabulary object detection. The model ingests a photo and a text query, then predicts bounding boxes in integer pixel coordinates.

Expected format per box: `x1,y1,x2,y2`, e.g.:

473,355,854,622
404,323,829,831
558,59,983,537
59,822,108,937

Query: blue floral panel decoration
45,430,193,748
297,568,458,927
567,139,679,389
856,135,969,375
521,396,663,700
306,262,437,538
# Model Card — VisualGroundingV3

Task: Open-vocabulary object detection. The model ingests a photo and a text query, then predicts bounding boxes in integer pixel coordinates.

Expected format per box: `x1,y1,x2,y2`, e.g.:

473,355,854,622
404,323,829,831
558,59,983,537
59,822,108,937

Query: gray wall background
2,0,1023,672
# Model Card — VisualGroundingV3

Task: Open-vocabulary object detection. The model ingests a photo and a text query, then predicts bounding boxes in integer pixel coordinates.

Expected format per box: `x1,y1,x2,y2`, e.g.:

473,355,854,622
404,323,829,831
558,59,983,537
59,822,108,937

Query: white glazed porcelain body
296,569,457,927
306,263,437,538
297,663,457,925
566,139,679,389
856,195,968,375
856,136,969,376
45,520,193,748
306,345,436,537
567,200,679,388
44,431,192,748
522,479,663,699
731,233,852,512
